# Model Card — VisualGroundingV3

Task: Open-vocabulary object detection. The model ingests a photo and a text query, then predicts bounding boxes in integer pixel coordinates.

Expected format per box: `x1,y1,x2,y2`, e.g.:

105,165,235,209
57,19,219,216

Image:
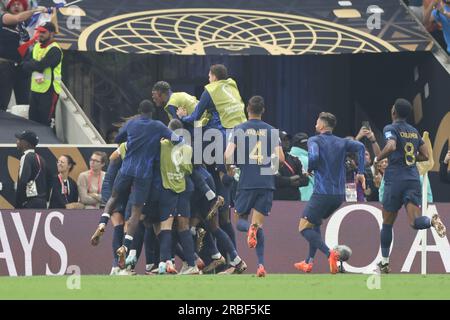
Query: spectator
355,126,379,201
363,149,379,201
344,136,365,202
424,0,450,54
440,150,450,183
408,0,425,21
290,132,314,201
15,130,49,208
78,151,107,209
0,1,46,110
48,155,83,209
274,131,309,200
22,22,63,128
374,158,388,189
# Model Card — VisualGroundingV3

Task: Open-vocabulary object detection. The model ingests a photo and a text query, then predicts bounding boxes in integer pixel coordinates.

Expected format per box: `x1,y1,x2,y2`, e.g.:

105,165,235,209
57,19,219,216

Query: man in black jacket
274,131,309,200
15,130,49,208
440,150,450,183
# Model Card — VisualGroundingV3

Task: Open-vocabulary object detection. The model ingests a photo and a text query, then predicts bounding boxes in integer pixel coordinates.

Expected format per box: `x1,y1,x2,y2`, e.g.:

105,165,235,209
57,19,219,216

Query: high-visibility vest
164,92,211,127
31,42,63,94
160,139,193,193
204,78,246,128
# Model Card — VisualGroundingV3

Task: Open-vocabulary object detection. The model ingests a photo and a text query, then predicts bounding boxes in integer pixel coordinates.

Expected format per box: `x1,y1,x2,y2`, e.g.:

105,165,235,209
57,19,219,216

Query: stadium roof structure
46,0,434,55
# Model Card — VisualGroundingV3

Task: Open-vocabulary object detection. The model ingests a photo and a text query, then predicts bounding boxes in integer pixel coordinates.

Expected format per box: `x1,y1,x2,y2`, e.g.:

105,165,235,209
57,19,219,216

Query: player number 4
249,140,264,165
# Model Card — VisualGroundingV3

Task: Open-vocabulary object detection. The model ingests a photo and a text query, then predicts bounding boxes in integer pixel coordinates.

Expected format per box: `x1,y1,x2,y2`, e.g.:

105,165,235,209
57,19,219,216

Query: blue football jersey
382,120,424,182
229,119,279,190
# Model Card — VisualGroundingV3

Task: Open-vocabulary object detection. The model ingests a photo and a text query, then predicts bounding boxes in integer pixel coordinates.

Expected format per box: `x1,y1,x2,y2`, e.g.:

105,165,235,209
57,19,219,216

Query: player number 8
404,142,416,166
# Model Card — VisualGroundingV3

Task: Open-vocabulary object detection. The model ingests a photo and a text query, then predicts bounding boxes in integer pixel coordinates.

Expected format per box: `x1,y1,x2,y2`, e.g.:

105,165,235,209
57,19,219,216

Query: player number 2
404,142,416,166
250,140,263,165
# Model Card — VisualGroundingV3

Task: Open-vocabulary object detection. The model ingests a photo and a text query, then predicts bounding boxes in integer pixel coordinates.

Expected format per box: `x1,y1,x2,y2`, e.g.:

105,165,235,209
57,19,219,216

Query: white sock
211,253,222,260
382,257,389,264
230,256,242,267
128,249,136,257
205,190,216,201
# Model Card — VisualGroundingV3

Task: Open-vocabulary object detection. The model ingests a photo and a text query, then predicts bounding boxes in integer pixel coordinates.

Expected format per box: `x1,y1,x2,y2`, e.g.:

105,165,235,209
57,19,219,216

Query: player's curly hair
152,81,171,94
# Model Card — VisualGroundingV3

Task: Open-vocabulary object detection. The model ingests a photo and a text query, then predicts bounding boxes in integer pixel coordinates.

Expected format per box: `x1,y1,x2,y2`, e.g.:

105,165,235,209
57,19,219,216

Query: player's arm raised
224,142,236,166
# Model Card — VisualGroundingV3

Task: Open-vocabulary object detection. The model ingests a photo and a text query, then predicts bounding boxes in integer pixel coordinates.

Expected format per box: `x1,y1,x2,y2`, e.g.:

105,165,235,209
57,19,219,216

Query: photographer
15,130,49,208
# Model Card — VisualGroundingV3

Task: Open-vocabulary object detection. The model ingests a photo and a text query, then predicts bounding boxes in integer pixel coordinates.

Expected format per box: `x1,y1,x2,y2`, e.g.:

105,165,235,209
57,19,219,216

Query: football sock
131,221,145,261
123,234,133,252
236,218,250,232
144,228,156,265
159,230,172,262
306,225,320,263
301,228,329,257
112,224,124,267
380,223,393,258
413,216,431,230
99,213,110,225
178,230,196,266
212,228,238,261
256,228,265,266
221,221,236,247
204,231,220,257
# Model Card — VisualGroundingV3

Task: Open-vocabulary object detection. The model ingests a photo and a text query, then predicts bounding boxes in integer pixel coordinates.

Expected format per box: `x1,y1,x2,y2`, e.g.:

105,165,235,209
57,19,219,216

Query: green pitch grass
0,274,449,300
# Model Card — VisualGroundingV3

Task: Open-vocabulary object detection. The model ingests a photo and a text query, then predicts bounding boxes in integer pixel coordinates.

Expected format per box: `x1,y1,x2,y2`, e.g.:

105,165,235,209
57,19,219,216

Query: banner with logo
0,145,115,209
1,202,449,276
35,0,433,55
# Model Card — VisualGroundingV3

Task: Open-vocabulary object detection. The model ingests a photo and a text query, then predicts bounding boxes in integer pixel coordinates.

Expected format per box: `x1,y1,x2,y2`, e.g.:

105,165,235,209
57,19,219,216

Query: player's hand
356,174,366,190
289,175,301,187
176,107,187,118
444,151,450,164
365,129,376,143
356,127,368,141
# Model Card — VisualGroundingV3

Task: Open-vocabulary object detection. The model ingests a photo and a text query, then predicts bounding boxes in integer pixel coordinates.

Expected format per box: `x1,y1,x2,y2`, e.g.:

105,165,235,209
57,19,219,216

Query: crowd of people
12,62,450,278
1,1,63,128
405,0,450,54
14,129,108,209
